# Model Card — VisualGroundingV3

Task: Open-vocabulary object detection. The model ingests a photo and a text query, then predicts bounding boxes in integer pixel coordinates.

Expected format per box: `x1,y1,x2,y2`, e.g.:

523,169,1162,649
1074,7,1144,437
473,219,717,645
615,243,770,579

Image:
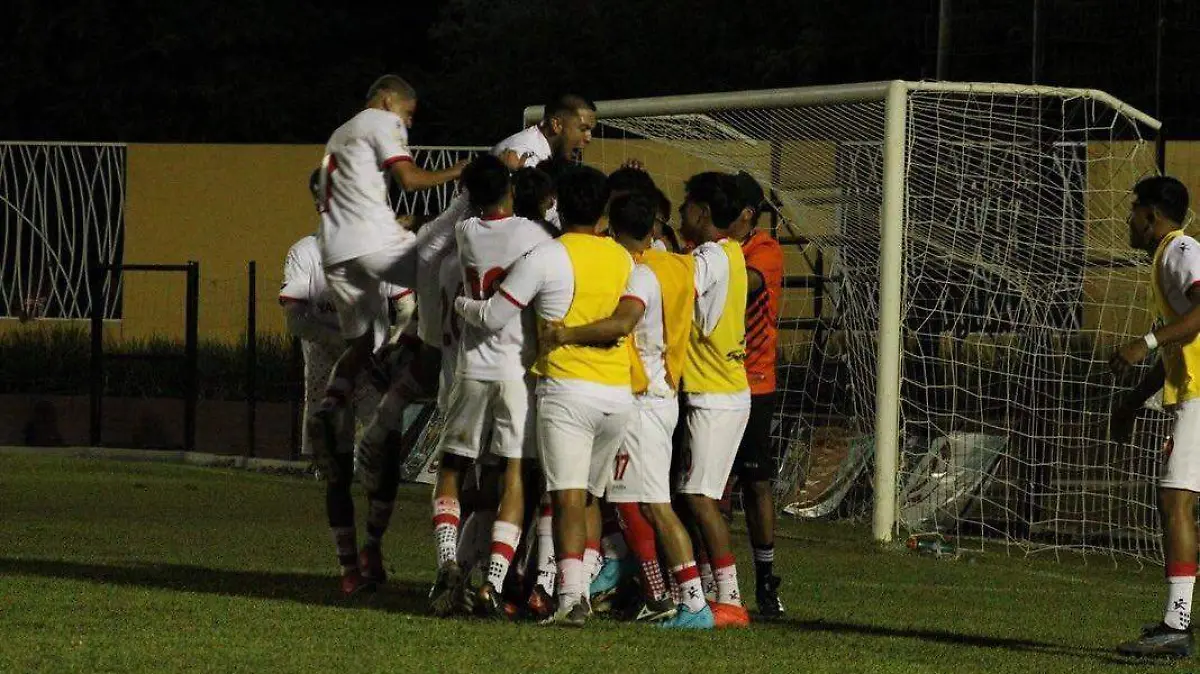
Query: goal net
533,81,1168,564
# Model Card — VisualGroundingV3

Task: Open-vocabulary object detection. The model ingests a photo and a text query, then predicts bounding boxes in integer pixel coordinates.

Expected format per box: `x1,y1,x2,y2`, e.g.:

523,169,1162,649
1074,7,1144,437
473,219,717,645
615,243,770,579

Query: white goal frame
525,80,1163,544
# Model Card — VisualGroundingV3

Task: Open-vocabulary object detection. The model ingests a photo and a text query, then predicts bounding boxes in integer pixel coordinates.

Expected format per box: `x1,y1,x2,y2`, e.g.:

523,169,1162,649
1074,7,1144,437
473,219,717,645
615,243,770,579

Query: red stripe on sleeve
500,289,526,308
381,155,412,169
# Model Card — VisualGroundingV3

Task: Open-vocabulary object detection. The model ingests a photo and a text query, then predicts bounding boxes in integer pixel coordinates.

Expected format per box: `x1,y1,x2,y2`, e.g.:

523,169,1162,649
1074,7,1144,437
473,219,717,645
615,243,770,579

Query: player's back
455,215,552,380
491,126,552,169
319,108,412,266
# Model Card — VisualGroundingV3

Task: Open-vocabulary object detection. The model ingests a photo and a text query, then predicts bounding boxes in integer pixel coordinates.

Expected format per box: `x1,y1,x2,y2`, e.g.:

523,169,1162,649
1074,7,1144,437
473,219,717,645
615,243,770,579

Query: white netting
390,146,487,216
0,142,126,319
587,83,1165,564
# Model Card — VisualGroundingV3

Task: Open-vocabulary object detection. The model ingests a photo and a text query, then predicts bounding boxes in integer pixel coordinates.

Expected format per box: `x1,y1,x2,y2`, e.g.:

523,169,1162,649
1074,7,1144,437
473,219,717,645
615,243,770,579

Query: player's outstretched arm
391,159,468,192
541,298,645,352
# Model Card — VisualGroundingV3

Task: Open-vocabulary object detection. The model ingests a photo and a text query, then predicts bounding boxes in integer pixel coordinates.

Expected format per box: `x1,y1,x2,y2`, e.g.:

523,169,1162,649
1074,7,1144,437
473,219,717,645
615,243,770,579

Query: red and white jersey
279,235,407,348
317,108,413,266
437,249,464,412
455,215,552,380
623,264,671,397
492,125,552,169
1158,233,1200,316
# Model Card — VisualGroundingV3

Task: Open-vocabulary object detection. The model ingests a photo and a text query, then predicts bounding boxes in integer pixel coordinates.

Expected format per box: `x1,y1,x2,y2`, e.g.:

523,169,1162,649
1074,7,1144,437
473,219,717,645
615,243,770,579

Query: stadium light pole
936,0,951,80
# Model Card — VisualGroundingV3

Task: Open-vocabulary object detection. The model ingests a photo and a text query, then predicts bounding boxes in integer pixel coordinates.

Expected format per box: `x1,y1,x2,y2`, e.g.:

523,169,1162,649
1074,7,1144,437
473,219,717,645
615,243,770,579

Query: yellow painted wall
41,139,1200,355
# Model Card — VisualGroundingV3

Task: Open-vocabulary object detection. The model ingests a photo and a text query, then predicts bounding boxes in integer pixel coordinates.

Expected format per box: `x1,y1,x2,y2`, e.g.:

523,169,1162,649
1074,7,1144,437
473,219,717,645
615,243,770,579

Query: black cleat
628,596,678,623
359,545,387,586
429,562,464,617
756,574,786,619
1117,622,1193,658
475,582,509,620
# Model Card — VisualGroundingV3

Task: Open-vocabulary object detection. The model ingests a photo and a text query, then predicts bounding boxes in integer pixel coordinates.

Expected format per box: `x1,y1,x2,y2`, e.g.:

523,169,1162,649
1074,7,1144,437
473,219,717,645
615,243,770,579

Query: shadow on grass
0,556,432,616
776,617,1118,663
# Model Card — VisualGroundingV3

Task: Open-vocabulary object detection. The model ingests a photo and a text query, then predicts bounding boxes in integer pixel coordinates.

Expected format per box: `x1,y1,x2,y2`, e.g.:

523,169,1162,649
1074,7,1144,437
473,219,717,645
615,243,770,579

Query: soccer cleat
540,600,589,628
659,603,715,629
340,570,372,597
429,561,464,617
629,596,678,623
359,545,387,586
1117,622,1194,658
590,558,624,597
710,601,751,629
755,574,785,619
527,585,556,620
475,582,509,620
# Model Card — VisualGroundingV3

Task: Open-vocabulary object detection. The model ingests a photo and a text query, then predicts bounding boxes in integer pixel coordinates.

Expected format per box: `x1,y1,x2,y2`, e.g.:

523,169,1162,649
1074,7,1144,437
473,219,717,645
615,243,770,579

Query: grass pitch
0,454,1188,673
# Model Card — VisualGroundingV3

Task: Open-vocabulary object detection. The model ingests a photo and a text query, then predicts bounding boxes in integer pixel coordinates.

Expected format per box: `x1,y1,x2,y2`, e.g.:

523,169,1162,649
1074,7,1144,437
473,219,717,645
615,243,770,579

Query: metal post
184,261,200,453
1155,0,1164,120
89,265,104,447
873,80,909,544
289,337,303,461
936,0,951,80
1031,0,1042,84
246,260,257,458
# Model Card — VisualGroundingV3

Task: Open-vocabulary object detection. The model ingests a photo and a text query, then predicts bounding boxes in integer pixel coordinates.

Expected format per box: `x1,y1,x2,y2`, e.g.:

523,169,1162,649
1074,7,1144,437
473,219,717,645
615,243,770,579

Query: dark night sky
3,0,1199,145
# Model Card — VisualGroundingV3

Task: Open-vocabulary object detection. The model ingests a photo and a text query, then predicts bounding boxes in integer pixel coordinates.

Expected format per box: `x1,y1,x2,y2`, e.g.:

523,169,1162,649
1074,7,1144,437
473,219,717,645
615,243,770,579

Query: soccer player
427,155,553,617
310,74,464,472
677,171,753,628
541,192,716,628
281,170,414,595
455,164,634,627
410,94,596,351
727,172,786,617
1110,176,1199,658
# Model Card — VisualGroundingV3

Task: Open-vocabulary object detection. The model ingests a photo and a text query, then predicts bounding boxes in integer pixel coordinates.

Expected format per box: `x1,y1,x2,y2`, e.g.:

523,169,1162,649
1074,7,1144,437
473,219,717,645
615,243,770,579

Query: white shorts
1162,399,1200,492
300,339,380,457
538,393,632,497
324,231,418,340
439,377,534,461
608,396,678,504
678,405,751,499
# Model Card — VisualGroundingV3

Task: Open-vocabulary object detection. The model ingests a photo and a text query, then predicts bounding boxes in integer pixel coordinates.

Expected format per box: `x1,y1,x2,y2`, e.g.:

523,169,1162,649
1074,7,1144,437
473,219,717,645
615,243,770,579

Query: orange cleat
709,601,751,629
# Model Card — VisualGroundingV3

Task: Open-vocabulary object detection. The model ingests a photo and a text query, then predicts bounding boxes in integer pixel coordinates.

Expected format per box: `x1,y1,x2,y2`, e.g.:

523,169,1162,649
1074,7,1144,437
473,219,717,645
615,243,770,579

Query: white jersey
318,108,413,266
690,239,750,410
437,250,464,412
279,235,406,348
622,264,671,398
500,239,634,408
455,215,552,380
492,125,553,169
1158,233,1200,316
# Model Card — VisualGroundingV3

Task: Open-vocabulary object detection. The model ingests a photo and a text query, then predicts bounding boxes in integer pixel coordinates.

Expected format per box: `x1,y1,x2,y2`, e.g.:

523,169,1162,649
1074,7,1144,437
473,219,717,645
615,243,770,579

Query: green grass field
0,453,1189,673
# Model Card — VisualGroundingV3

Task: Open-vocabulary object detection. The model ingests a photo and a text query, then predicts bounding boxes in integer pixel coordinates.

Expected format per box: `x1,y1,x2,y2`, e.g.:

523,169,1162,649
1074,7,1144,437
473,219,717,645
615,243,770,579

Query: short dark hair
308,168,321,201
535,157,572,184
653,188,671,219
544,94,596,121
1133,175,1189,225
684,172,745,229
735,171,767,227
513,167,555,220
461,154,510,211
607,167,657,196
609,192,657,241
366,74,417,103
555,164,610,227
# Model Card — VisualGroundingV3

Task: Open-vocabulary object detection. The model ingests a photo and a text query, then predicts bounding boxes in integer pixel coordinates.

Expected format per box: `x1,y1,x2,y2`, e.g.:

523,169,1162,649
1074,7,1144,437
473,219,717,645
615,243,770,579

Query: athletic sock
557,553,585,611
331,526,358,575
584,539,602,584
671,562,708,613
753,543,776,585
713,554,742,606
1165,562,1198,630
535,502,557,593
615,503,667,601
487,520,522,589
432,497,461,568
365,498,395,548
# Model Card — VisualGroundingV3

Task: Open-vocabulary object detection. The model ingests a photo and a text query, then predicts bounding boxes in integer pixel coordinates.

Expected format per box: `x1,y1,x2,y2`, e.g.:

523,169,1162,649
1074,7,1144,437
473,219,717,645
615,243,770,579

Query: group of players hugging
279,74,784,630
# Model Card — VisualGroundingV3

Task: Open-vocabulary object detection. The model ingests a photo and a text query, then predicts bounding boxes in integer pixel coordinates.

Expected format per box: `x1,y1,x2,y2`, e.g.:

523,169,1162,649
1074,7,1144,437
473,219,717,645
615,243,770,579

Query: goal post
525,81,1167,557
